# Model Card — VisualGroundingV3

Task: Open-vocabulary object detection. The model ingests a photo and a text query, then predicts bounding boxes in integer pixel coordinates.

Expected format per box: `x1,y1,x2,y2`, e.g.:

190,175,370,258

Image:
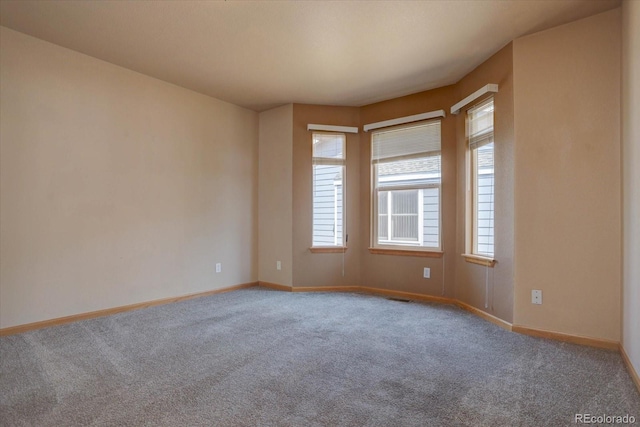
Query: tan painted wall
258,104,293,286
0,27,258,329
359,87,457,297
292,105,361,288
454,44,515,323
3,6,630,348
513,9,621,341
622,0,640,373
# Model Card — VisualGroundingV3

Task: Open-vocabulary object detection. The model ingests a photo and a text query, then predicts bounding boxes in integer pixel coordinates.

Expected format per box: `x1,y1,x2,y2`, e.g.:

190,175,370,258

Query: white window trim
311,132,347,248
464,97,496,263
370,120,442,252
450,84,499,115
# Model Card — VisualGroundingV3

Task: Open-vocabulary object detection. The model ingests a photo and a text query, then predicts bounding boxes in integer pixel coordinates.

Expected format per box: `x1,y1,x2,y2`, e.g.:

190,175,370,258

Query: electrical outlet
216,263,222,273
276,261,281,270
423,268,430,279
532,289,542,305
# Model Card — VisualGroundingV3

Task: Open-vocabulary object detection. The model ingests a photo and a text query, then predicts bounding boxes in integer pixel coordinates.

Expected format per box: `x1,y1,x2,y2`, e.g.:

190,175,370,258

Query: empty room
1,0,639,425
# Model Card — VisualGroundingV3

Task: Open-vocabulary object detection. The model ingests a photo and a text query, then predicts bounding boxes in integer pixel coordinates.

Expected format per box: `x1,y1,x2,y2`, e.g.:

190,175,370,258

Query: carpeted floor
1,287,638,426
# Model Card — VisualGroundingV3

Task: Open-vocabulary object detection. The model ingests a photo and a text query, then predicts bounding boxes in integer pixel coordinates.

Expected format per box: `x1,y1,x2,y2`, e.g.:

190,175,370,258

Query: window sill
368,248,443,258
462,254,496,267
309,247,348,254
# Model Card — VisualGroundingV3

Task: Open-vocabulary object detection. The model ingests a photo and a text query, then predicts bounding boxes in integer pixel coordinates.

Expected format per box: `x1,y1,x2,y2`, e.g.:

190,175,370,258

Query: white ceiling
0,0,620,112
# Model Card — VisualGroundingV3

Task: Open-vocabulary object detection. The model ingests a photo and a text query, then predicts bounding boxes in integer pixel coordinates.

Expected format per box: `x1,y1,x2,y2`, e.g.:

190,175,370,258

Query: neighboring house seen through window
371,121,441,250
312,132,346,247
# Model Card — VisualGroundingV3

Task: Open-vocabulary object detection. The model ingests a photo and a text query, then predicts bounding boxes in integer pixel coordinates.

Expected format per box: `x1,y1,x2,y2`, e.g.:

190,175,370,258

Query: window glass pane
378,215,388,240
392,214,419,241
473,139,494,257
312,164,343,246
312,132,346,247
378,191,388,215
378,189,438,246
390,190,419,241
378,192,388,240
392,189,418,214
468,98,495,258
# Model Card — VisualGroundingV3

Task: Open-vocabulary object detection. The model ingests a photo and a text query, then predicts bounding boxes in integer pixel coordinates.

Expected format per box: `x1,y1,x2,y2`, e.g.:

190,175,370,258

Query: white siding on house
475,143,495,256
312,165,343,246
422,187,440,247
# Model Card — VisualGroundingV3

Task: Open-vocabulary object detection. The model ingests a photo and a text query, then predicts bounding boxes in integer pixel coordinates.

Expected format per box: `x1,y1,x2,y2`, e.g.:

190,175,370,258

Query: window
467,98,495,259
312,132,346,247
371,121,441,250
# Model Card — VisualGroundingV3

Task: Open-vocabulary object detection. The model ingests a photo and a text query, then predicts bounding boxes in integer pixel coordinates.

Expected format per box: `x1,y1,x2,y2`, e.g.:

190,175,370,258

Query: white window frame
371,120,442,252
312,132,346,248
465,97,495,260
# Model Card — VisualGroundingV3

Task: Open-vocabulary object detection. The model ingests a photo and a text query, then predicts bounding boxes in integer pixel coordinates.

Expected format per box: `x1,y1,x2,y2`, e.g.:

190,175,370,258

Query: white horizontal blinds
313,132,345,160
372,121,441,164
468,98,494,148
313,132,345,166
312,132,345,247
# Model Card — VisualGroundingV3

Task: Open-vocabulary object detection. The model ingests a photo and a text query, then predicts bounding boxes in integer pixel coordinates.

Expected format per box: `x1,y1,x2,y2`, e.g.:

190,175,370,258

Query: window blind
313,132,345,165
372,121,441,163
468,98,494,148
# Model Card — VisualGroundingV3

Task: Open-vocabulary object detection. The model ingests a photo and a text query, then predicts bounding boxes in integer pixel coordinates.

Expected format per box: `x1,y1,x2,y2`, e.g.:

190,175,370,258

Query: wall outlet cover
532,289,542,305
423,268,431,279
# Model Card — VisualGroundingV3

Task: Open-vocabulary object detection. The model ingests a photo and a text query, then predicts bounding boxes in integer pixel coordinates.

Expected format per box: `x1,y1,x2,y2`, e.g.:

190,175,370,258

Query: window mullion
387,192,392,241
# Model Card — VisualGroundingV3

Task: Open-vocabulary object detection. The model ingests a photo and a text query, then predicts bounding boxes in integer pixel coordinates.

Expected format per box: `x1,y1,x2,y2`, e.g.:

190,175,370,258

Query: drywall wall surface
292,104,361,288
622,0,640,376
359,87,457,297
258,104,293,286
0,27,258,328
454,44,515,324
513,9,621,340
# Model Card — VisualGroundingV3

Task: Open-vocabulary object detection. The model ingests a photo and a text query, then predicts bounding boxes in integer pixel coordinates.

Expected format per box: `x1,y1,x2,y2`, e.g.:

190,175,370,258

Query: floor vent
387,297,411,303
